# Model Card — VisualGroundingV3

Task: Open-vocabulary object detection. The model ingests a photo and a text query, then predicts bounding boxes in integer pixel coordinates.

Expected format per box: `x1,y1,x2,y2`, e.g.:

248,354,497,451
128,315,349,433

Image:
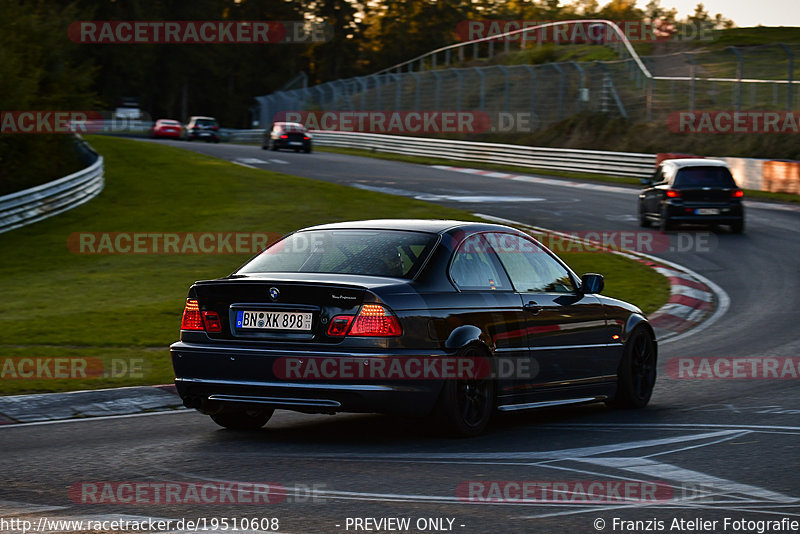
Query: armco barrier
0,143,104,234
311,130,657,178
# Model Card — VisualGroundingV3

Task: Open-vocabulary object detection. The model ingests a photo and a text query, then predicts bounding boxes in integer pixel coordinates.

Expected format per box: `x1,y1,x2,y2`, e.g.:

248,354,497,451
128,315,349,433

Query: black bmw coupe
170,220,657,437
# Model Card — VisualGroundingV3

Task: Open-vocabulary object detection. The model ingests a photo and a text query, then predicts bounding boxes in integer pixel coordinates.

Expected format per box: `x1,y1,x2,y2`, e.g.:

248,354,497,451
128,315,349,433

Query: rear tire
659,207,672,232
210,407,274,430
639,207,650,228
606,326,657,409
730,219,744,234
431,345,495,437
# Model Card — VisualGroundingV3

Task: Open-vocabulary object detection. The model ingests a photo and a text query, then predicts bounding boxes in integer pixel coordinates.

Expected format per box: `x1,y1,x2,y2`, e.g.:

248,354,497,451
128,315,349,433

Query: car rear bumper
170,341,443,416
664,202,744,223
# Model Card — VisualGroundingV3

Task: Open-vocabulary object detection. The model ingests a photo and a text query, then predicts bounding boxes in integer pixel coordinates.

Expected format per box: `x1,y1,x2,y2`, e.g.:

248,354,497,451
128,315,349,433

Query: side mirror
581,273,604,294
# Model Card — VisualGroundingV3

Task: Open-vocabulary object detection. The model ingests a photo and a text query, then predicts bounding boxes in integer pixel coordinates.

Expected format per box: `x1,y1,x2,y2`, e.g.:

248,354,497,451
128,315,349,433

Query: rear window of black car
195,119,217,127
238,230,438,279
674,166,736,188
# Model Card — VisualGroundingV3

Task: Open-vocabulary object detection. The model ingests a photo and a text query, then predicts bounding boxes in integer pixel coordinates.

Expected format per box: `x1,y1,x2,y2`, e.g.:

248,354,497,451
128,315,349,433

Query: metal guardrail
0,144,104,234
310,130,656,178
220,128,655,176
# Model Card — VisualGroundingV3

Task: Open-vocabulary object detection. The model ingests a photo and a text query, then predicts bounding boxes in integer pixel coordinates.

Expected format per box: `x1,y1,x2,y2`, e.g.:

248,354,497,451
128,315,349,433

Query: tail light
666,189,681,198
732,189,744,198
280,134,288,139
327,304,402,337
202,311,222,332
180,299,222,332
211,125,219,130
303,136,310,140
181,299,203,330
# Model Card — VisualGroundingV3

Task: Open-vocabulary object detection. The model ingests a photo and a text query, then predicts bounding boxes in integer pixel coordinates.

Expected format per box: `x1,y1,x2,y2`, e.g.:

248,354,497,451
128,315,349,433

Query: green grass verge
316,145,800,204
0,136,668,395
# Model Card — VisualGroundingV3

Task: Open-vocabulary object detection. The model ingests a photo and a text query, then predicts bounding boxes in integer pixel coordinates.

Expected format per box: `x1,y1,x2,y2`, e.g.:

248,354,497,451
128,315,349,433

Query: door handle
523,301,541,315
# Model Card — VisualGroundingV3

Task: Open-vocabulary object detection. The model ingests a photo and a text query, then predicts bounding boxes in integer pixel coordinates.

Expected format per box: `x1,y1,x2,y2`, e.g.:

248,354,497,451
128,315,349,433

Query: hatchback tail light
303,136,310,140
280,134,288,139
732,189,744,198
666,189,681,198
328,304,402,337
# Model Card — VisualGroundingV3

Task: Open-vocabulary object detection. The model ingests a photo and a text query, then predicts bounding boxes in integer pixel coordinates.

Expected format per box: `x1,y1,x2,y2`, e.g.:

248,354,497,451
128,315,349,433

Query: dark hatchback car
639,159,744,233
184,116,220,142
263,121,312,152
171,220,657,436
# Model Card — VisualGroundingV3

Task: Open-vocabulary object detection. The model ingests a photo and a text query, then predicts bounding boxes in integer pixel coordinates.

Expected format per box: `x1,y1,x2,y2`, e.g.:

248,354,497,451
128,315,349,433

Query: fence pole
497,65,511,113
455,69,464,111
683,53,697,113
523,65,537,126
473,67,486,110
551,63,564,120
728,46,744,112
571,62,585,112
432,70,442,109
779,44,795,111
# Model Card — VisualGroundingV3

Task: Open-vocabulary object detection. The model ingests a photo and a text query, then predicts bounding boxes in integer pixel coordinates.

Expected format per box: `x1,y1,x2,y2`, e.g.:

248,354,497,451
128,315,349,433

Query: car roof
300,219,518,234
661,158,728,168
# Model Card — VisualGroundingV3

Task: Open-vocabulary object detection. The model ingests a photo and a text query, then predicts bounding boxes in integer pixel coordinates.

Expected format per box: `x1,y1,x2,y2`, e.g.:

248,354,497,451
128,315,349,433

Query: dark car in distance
263,122,312,152
184,116,220,142
170,220,657,437
639,159,745,233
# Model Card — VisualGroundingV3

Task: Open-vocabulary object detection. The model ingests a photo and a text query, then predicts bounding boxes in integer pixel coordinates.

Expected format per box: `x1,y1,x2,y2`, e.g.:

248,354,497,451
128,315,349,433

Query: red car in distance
149,119,183,139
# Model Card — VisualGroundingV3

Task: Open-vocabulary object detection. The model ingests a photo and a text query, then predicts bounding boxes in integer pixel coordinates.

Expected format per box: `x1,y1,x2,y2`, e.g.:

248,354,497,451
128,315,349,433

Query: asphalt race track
2,139,799,533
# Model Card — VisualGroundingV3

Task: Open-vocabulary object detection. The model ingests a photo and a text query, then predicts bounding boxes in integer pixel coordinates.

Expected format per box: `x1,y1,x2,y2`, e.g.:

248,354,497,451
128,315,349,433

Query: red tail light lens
732,189,744,198
349,304,402,337
327,315,354,337
280,134,288,139
303,136,310,140
326,305,402,337
202,311,222,333
666,189,680,198
181,299,204,330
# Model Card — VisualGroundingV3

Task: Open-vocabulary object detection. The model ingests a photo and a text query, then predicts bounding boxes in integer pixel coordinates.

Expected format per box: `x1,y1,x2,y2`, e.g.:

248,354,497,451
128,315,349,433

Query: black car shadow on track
197,402,659,448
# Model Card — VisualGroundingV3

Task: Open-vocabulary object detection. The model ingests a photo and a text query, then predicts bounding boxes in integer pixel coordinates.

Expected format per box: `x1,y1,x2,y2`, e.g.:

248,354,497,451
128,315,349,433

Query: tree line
3,0,734,128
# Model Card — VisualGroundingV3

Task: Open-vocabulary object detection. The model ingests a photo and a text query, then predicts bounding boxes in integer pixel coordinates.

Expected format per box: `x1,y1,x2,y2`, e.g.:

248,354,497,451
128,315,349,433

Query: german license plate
695,208,720,215
236,310,313,331
289,141,302,146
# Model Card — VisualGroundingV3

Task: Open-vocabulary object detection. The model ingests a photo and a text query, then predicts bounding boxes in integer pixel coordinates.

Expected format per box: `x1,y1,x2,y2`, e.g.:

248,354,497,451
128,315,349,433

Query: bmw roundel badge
269,287,280,301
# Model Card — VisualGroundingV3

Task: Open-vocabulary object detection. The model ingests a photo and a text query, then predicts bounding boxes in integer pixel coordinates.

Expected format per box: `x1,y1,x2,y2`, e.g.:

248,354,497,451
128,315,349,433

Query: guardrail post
445,49,451,66
779,43,795,111
473,67,486,110
728,46,744,111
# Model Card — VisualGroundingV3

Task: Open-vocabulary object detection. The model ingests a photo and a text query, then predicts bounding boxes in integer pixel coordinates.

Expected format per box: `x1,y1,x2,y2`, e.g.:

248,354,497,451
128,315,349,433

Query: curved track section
2,139,798,533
